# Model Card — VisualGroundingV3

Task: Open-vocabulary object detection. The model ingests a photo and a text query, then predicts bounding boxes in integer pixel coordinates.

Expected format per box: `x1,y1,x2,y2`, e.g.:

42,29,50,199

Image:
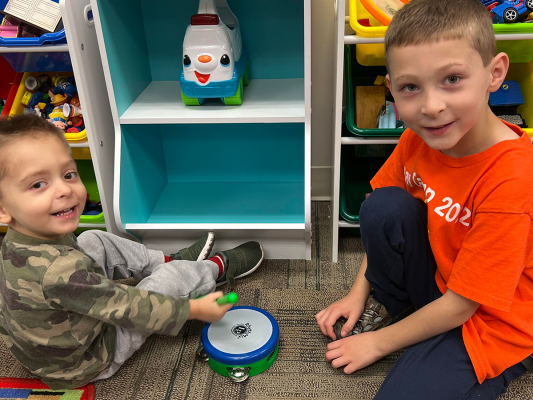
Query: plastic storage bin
9,72,89,154
349,0,533,66
0,19,71,72
345,46,405,137
340,143,396,223
77,160,105,224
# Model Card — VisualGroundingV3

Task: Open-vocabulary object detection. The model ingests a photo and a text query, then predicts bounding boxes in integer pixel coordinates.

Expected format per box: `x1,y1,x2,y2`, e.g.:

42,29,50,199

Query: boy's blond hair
385,0,496,70
0,114,70,183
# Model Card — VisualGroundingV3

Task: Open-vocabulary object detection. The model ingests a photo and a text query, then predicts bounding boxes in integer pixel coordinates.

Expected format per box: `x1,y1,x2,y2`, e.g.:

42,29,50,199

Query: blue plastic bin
0,7,70,72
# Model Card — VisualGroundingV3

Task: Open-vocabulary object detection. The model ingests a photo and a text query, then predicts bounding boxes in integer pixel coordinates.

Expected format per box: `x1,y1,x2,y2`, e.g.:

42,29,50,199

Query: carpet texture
0,202,531,399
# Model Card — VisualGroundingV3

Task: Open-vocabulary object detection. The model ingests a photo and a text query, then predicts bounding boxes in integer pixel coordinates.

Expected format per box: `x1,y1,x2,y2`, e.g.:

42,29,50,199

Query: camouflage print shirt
0,229,190,389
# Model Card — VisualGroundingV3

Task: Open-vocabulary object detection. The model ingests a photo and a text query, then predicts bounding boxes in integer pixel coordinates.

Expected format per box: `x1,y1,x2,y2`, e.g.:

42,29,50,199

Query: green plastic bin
340,144,396,223
76,160,105,224
345,45,405,138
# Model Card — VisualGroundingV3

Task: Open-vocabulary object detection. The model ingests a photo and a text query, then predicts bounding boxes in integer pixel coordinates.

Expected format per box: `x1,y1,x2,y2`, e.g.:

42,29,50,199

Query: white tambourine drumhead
207,308,273,355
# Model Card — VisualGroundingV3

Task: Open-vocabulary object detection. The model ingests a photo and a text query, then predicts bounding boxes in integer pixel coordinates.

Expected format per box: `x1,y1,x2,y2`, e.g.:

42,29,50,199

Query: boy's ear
386,74,394,96
0,203,12,225
488,52,509,93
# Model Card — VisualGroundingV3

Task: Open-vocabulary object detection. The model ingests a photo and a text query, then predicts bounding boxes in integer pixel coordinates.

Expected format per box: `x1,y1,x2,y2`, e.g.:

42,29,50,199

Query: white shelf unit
0,1,116,234
331,0,533,261
60,0,121,235
90,0,312,259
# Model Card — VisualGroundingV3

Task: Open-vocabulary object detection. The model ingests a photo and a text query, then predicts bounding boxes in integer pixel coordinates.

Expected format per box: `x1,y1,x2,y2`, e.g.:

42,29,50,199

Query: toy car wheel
503,7,518,23
181,89,204,106
222,77,243,106
526,0,533,12
243,60,251,87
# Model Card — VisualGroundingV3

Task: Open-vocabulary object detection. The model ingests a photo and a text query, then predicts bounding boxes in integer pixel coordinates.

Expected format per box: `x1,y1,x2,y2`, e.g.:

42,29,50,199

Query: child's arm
326,288,479,374
316,254,372,339
41,254,208,336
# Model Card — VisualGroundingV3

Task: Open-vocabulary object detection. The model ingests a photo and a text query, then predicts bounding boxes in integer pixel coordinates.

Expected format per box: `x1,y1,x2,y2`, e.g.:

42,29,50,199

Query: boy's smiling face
387,38,508,157
0,135,86,240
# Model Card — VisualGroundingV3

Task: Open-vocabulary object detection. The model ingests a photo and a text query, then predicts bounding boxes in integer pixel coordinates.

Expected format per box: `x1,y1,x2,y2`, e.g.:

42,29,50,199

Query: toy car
481,0,533,23
180,0,250,106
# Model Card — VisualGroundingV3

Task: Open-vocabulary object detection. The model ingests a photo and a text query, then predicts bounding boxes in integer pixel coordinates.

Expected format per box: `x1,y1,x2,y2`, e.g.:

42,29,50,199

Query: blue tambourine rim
201,306,279,365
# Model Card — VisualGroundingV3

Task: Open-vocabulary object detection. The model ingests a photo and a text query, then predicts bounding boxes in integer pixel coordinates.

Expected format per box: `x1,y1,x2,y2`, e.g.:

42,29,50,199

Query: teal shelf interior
119,123,305,224
96,0,305,116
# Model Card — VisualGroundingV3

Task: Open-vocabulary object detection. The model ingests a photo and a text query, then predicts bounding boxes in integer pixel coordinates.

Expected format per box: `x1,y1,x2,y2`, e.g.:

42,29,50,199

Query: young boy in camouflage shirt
0,114,264,389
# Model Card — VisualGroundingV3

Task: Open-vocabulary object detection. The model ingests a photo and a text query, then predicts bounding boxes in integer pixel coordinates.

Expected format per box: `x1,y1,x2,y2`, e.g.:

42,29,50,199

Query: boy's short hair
385,0,496,70
0,114,70,182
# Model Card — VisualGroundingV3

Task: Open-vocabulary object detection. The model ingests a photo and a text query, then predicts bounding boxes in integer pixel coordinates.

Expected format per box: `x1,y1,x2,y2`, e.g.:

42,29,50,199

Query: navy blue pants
359,187,527,400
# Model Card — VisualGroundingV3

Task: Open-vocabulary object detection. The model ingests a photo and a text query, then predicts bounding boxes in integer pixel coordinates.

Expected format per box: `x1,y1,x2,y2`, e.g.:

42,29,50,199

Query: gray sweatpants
76,230,219,381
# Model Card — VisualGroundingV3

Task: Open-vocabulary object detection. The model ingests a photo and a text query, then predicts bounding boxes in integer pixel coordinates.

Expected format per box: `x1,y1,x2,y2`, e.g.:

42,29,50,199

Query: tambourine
197,306,279,382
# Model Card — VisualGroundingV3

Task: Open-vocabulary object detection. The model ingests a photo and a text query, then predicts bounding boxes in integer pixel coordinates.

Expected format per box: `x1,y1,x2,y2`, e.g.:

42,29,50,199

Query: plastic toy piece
47,106,68,131
359,0,409,26
489,81,524,108
24,74,51,92
481,0,533,23
216,292,238,305
180,0,250,106
377,101,398,129
21,91,53,118
51,80,78,98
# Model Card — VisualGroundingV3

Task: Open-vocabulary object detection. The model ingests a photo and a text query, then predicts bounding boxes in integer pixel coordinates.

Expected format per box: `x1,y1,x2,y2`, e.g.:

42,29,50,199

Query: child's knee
360,187,423,229
77,230,106,250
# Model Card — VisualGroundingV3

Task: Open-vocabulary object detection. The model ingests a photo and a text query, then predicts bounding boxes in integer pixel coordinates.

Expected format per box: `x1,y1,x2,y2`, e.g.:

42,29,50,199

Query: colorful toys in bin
480,0,533,23
180,0,250,106
489,80,528,128
21,91,54,118
83,194,103,216
18,73,85,133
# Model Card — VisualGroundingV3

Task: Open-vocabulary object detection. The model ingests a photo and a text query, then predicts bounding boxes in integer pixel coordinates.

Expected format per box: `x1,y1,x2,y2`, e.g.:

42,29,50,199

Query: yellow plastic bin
9,72,89,149
349,0,533,66
349,0,388,67
506,61,533,138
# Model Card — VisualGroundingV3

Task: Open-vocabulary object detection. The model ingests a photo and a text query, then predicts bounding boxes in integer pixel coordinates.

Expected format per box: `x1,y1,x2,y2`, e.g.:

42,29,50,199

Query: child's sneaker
170,232,215,261
212,241,264,286
333,294,413,340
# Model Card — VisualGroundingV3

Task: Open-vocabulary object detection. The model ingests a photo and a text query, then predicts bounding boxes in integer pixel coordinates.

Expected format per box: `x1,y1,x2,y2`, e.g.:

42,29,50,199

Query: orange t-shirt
370,123,533,383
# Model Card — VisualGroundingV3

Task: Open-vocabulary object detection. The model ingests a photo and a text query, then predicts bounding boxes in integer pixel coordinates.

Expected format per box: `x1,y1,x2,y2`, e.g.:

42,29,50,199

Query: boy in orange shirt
316,0,533,398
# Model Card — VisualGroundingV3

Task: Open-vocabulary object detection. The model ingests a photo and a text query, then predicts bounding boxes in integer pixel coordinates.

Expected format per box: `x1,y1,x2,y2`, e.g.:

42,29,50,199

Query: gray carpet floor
0,202,532,399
